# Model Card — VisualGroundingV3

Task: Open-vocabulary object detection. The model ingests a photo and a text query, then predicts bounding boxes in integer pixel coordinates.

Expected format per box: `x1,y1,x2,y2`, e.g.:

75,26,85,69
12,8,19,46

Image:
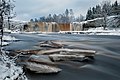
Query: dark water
4,33,120,80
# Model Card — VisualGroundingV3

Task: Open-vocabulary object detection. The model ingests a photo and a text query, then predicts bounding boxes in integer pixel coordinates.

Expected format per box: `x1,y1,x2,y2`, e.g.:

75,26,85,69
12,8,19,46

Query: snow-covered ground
3,35,18,41
0,61,27,80
0,35,19,46
59,27,120,36
4,28,21,34
0,34,27,80
87,27,120,35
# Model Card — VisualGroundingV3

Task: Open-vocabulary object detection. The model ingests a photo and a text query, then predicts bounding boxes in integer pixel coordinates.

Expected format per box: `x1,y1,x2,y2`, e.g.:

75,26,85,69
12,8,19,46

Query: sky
14,0,119,21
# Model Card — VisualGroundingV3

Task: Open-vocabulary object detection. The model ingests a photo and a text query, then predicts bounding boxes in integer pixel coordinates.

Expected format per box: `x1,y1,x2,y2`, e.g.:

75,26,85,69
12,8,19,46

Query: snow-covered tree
86,8,93,20
95,5,102,17
101,1,111,29
64,9,69,23
0,0,15,50
76,14,84,22
111,0,120,15
30,19,34,22
53,14,58,22
0,1,28,79
87,1,112,29
69,9,74,23
34,18,38,22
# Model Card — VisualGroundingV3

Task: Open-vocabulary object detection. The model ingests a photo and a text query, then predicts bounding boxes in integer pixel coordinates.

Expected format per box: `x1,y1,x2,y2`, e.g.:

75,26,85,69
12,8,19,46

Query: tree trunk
0,15,3,52
103,13,107,30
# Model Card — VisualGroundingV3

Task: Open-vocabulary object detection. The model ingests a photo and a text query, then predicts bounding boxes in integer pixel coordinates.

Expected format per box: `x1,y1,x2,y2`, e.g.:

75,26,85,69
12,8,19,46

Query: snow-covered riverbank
87,27,120,35
59,27,120,36
0,35,27,80
0,51,27,80
3,26,120,36
0,35,19,46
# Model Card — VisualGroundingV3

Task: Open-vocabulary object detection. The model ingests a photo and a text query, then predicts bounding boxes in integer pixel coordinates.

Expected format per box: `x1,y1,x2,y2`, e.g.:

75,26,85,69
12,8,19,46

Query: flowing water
4,33,120,80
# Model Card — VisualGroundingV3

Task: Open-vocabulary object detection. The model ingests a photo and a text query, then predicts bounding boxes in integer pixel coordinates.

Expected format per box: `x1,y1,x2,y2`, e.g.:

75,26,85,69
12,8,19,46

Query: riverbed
4,33,120,80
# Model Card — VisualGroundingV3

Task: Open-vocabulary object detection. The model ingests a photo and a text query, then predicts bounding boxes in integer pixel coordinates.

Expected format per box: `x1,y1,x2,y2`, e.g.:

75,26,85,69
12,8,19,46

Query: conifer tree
112,0,120,15
86,8,92,20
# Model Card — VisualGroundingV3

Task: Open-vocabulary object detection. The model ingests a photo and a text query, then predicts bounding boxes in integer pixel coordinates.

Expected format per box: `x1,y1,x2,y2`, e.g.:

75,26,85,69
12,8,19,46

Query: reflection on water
4,33,120,80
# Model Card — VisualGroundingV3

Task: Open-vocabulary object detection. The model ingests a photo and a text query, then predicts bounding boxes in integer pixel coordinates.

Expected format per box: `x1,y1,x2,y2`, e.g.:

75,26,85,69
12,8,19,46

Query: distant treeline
30,1,120,23
86,0,120,20
30,9,84,23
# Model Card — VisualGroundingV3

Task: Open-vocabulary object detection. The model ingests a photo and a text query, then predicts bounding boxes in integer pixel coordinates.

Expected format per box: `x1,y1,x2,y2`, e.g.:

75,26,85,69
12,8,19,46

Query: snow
11,29,21,33
4,28,22,34
3,28,12,33
1,42,9,46
87,27,120,35
10,19,28,23
0,51,28,80
0,35,19,46
3,35,18,41
0,61,27,80
59,27,120,36
0,33,27,79
21,31,41,34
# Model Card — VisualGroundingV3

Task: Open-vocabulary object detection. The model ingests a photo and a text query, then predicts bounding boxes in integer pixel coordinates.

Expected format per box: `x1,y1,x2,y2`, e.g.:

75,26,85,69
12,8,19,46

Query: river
4,33,120,80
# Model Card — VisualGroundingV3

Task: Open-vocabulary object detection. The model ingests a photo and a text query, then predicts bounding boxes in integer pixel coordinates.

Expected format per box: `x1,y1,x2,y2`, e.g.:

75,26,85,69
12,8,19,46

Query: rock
16,50,40,55
25,62,62,73
49,54,87,62
39,41,63,48
19,55,62,73
15,48,96,74
37,48,96,56
28,55,54,65
37,48,96,62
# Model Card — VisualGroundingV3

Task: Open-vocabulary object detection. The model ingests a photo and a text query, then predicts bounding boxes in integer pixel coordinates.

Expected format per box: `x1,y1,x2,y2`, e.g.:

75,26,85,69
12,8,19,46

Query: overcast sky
14,0,119,21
